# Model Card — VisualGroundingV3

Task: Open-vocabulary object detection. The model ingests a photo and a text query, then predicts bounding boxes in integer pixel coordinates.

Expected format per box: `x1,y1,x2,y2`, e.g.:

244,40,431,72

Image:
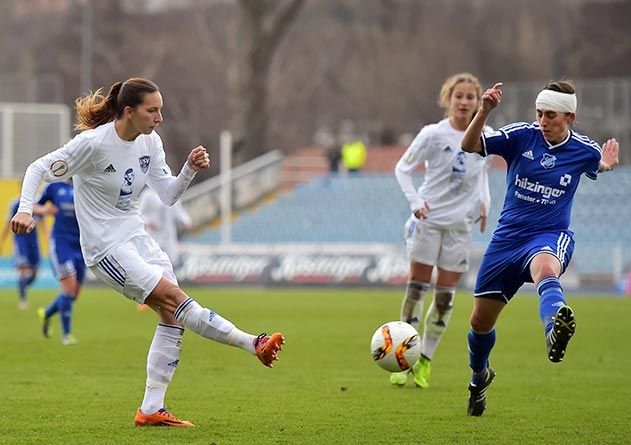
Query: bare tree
1,0,630,166
230,0,305,162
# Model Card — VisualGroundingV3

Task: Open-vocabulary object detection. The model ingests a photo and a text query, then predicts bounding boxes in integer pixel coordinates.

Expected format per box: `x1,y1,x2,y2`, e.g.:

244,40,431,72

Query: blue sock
18,274,36,302
468,329,496,384
537,276,565,334
45,294,65,318
18,277,28,301
58,294,75,336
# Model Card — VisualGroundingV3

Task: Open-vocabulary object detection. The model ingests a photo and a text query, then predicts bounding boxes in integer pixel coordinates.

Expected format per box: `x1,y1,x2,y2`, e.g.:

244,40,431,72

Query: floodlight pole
80,0,93,94
220,130,233,245
1,107,13,177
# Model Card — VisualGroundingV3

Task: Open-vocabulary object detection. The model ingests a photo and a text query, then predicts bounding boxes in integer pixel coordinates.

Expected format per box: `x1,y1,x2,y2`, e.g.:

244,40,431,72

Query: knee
409,263,432,283
162,282,184,303
148,279,187,312
470,311,493,333
531,258,561,282
536,267,559,282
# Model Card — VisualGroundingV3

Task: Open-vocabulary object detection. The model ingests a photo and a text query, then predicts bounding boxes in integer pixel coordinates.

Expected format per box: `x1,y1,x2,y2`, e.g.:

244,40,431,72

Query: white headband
535,89,577,113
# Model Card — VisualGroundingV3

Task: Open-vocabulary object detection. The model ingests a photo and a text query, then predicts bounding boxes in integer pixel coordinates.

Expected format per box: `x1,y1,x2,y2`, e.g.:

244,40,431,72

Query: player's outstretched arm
149,145,210,206
462,82,503,153
598,138,619,173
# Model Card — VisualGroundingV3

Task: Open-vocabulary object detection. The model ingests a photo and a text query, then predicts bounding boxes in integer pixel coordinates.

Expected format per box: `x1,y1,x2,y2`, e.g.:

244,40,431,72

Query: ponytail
107,81,123,106
74,82,122,131
74,78,158,131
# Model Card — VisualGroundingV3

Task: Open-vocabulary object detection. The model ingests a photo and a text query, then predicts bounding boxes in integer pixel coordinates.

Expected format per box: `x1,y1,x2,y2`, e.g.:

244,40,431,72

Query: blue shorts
474,230,575,303
50,237,86,283
13,235,40,268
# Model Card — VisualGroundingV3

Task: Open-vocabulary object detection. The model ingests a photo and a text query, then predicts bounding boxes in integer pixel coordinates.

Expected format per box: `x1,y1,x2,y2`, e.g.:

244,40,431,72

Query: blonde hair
438,73,482,117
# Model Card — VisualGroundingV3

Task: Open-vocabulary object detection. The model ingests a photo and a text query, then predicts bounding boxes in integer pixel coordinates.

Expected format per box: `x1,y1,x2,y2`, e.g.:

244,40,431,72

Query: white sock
140,324,183,415
174,297,256,353
400,281,429,330
421,287,455,359
228,328,256,354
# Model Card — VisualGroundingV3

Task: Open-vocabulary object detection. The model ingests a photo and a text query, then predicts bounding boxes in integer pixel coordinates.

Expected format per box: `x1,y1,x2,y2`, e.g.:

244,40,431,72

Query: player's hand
481,82,503,112
601,138,619,171
11,212,36,235
187,146,210,171
413,203,430,220
475,203,488,233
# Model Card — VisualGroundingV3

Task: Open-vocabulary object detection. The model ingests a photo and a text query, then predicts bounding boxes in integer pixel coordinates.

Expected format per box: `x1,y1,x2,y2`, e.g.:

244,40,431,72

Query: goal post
0,102,71,178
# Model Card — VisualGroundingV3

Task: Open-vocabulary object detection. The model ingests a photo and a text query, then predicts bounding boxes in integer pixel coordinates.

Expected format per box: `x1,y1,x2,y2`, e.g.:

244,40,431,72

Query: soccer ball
370,321,421,372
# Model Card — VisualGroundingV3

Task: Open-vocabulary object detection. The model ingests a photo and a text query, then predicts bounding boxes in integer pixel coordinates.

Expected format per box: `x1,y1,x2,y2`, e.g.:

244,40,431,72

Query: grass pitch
1,287,629,444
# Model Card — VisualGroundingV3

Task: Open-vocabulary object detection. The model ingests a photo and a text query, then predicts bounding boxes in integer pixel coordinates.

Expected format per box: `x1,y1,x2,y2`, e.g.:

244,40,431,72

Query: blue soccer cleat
467,366,496,417
546,305,576,363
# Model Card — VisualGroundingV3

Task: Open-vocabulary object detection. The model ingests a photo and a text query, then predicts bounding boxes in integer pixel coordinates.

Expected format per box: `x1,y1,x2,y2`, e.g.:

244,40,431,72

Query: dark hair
74,77,159,131
544,79,576,95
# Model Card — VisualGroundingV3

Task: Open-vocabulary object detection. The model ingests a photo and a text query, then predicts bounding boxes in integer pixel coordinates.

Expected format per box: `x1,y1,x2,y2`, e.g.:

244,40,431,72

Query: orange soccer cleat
254,332,285,368
133,408,194,427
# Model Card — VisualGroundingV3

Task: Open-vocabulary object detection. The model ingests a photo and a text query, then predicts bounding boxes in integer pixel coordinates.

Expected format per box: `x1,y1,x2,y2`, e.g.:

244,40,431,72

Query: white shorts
404,216,472,273
89,233,177,304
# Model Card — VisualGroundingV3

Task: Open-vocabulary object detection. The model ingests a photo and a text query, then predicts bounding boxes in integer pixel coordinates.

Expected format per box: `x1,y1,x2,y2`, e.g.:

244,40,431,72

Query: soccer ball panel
370,321,421,372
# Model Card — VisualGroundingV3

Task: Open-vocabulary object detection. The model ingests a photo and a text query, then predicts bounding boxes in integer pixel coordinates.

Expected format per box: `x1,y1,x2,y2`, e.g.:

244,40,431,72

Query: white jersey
18,121,196,266
139,187,191,264
395,118,492,229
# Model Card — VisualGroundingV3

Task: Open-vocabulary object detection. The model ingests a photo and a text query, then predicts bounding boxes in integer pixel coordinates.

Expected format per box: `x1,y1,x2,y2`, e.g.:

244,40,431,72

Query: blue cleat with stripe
467,366,496,417
546,305,576,363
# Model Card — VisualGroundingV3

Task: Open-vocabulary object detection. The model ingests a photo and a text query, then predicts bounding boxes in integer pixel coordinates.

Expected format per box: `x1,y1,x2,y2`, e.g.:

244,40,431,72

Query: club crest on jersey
540,153,556,169
139,156,151,173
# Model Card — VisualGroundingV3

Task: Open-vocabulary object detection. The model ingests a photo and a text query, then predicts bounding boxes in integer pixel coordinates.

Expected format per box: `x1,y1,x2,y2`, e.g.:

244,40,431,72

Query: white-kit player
391,73,492,389
11,77,285,427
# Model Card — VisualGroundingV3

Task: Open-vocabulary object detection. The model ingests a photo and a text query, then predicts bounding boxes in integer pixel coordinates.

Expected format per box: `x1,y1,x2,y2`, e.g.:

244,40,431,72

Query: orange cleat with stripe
133,408,194,427
254,332,285,368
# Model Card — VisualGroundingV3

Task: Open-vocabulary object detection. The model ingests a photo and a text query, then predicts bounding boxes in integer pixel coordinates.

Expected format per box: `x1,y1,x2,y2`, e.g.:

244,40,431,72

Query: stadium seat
183,168,631,275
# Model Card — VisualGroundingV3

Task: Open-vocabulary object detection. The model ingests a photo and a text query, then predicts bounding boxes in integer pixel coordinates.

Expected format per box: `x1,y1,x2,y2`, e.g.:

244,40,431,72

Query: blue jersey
37,182,85,282
482,122,601,240
8,198,40,267
37,182,80,243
